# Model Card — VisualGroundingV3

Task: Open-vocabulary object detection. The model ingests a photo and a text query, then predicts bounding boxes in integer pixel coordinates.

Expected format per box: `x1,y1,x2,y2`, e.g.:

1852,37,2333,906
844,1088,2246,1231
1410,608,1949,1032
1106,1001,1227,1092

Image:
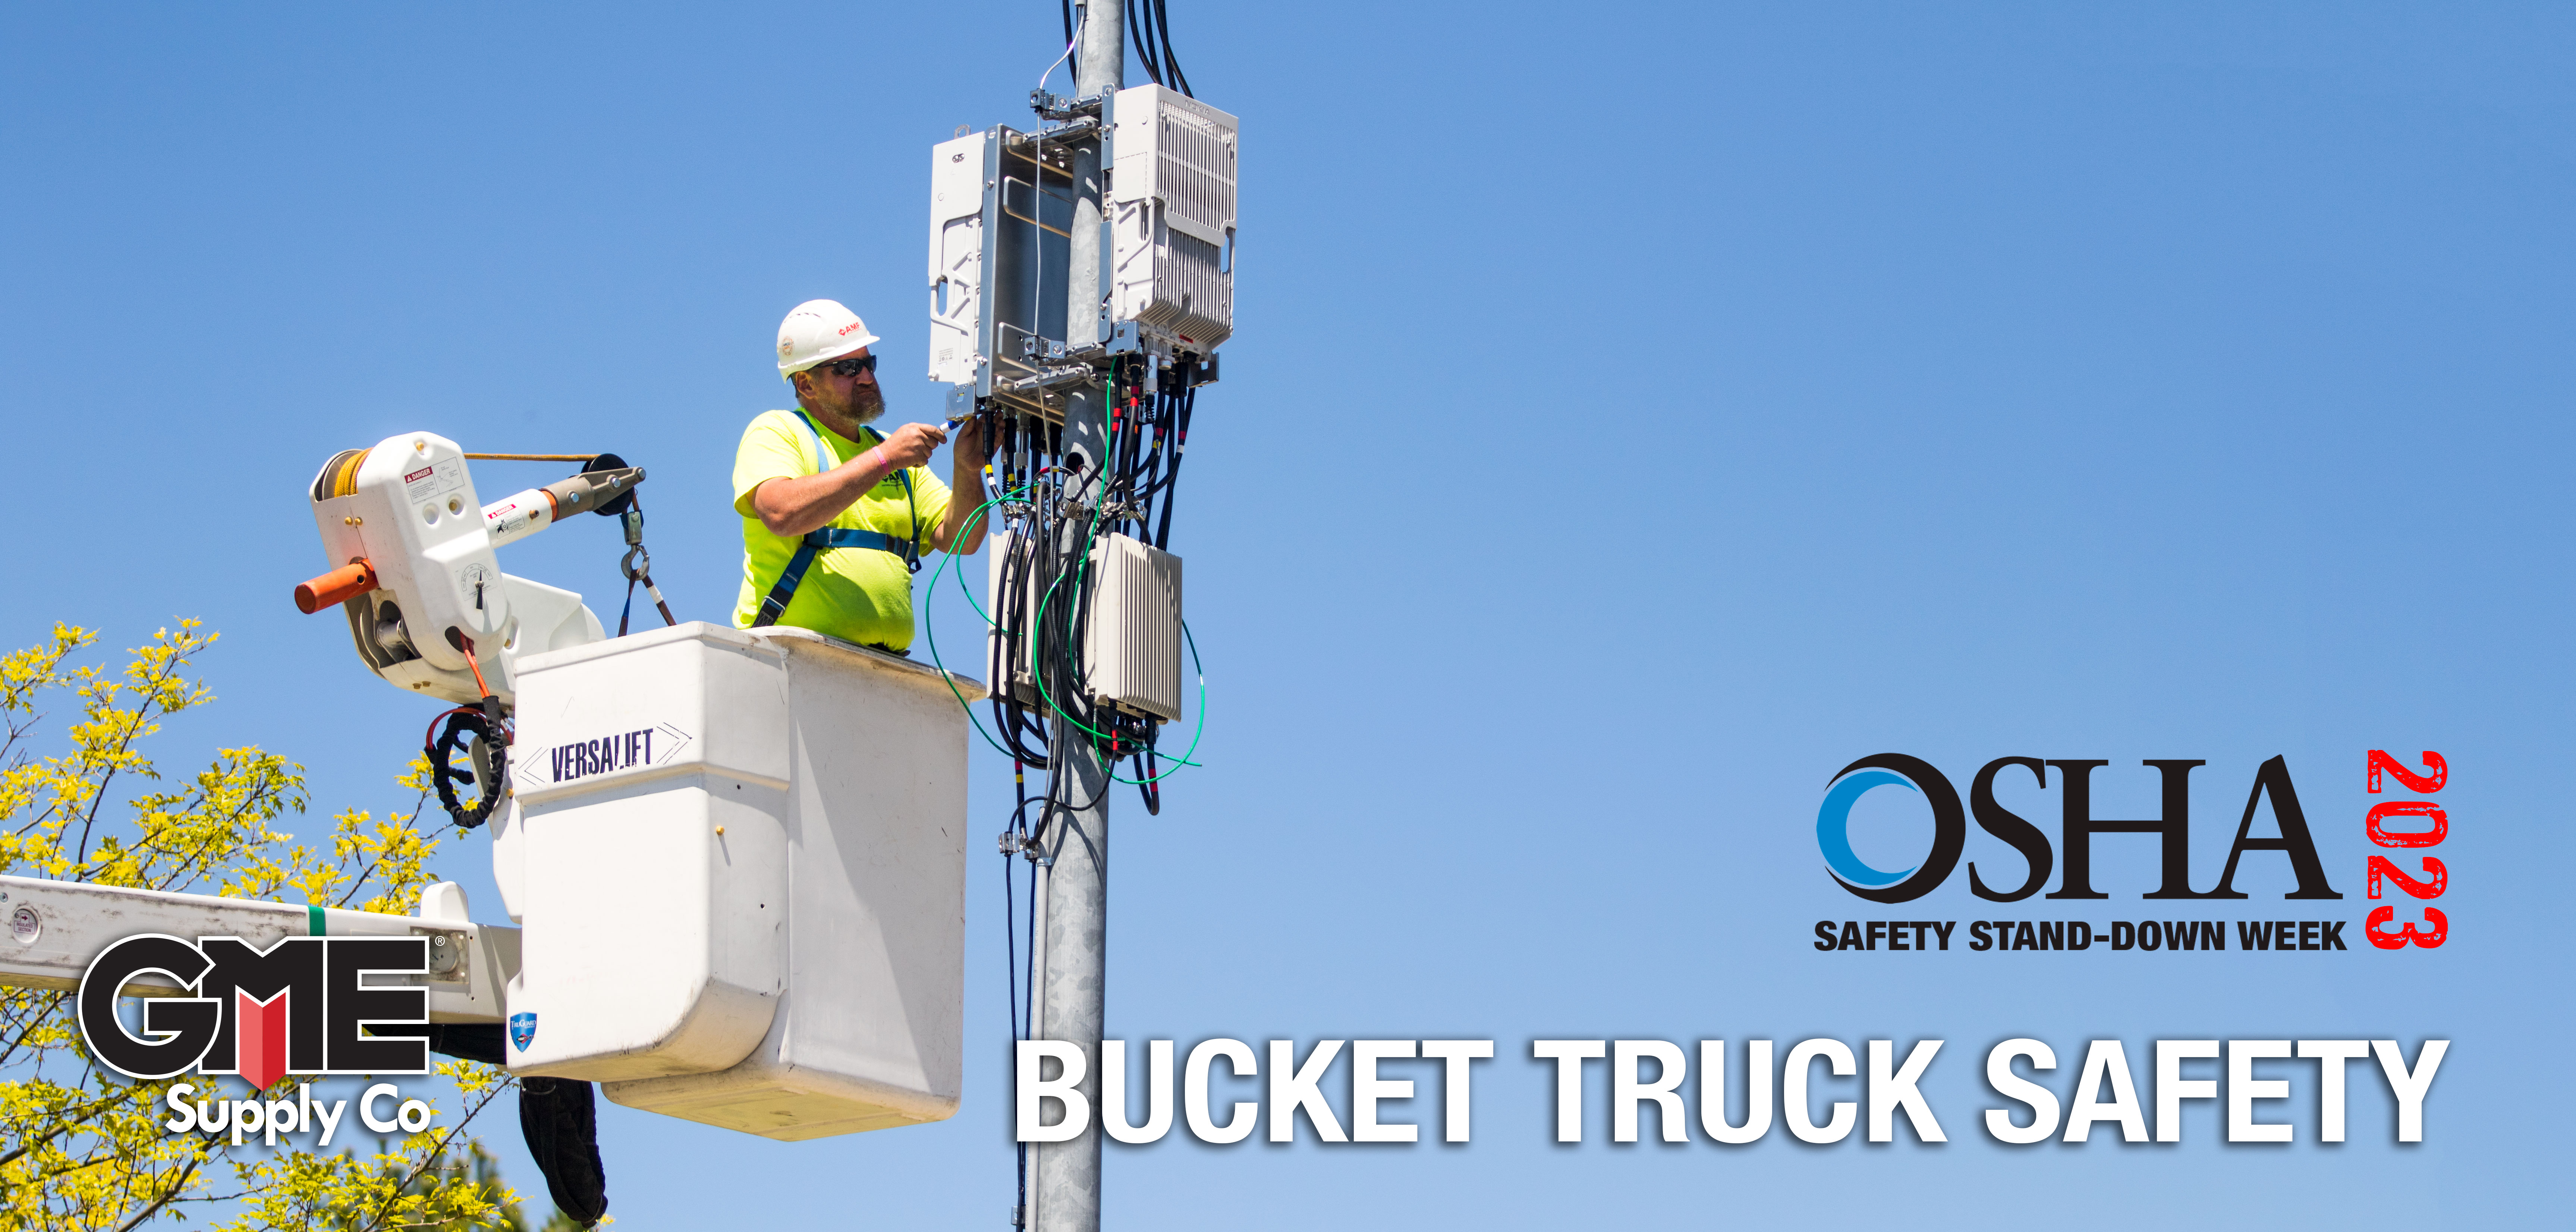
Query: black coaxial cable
1154,0,1192,97
1126,0,1164,85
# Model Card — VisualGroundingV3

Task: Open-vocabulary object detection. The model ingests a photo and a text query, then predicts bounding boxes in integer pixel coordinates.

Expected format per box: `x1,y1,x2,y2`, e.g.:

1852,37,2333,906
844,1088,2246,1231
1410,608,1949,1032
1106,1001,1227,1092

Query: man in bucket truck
735,299,987,650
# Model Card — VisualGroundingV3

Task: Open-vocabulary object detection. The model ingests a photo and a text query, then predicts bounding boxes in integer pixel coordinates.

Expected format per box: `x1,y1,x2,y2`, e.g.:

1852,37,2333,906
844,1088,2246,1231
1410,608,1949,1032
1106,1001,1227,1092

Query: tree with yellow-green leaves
0,621,535,1231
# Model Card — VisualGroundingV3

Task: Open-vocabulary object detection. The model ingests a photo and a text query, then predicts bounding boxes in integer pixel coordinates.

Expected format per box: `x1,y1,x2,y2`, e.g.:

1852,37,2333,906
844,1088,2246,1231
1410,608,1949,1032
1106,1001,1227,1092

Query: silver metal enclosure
927,125,1083,422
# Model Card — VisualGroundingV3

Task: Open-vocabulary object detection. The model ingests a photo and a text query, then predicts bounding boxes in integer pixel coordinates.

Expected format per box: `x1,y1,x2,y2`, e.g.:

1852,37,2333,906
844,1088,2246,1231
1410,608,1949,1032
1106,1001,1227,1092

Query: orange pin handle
294,559,379,614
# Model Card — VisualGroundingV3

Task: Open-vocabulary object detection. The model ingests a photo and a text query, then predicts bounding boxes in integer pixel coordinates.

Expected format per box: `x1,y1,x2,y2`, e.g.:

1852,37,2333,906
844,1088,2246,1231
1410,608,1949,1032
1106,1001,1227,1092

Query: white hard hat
776,299,880,382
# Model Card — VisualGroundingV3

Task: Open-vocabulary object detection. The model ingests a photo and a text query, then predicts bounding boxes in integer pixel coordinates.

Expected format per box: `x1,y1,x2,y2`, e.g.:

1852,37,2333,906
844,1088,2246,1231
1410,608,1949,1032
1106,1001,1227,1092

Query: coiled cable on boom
426,706,509,829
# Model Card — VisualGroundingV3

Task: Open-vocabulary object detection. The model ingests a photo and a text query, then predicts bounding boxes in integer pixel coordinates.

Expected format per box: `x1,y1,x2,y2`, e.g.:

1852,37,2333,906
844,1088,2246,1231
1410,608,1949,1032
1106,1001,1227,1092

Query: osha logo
78,934,433,1087
1815,754,2340,904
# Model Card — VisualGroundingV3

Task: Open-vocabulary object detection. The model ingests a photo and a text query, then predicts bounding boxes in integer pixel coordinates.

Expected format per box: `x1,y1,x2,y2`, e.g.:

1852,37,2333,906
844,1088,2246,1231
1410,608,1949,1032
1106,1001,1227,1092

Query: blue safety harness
749,409,922,629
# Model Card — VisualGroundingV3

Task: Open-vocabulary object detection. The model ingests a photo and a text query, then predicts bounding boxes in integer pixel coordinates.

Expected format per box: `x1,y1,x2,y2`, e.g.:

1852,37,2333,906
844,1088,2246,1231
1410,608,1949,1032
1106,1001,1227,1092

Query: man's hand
752,420,950,538
931,411,993,556
876,422,948,470
950,412,987,478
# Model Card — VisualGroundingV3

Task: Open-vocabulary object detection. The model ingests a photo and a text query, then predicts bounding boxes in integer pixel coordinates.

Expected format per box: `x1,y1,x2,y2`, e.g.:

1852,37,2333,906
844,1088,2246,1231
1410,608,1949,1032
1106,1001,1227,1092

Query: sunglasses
814,353,878,379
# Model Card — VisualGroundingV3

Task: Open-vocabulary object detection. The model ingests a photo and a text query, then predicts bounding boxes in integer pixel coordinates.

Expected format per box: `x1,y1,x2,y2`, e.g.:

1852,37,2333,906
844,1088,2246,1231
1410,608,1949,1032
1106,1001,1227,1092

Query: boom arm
0,875,516,1023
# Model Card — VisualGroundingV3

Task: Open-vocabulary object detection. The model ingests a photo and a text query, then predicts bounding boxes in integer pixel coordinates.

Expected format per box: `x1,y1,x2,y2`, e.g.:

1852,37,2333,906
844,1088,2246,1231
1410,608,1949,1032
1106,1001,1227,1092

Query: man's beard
844,383,886,425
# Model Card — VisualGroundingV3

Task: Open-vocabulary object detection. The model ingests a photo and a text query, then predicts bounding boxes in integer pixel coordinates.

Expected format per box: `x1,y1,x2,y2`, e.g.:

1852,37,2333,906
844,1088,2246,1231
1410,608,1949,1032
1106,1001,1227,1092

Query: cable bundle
1125,0,1193,97
958,353,1204,804
1060,0,1196,98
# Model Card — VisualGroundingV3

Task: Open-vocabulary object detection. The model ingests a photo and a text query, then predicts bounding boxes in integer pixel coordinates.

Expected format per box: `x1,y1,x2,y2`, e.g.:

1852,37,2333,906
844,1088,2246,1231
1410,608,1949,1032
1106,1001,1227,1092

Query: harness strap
749,412,924,628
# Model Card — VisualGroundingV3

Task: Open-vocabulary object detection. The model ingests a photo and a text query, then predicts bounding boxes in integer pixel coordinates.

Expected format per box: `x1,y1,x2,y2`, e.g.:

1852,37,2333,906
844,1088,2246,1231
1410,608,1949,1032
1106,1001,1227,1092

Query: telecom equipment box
1082,534,1185,722
925,128,995,392
926,125,1078,415
500,622,982,1141
1107,85,1237,352
984,530,1184,721
927,84,1236,419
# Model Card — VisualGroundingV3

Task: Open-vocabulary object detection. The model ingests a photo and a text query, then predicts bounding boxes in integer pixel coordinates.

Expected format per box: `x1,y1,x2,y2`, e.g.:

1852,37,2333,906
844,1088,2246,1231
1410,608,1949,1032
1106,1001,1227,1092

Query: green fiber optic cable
922,489,1026,759
1110,619,1205,785
922,406,1202,778
1010,408,1200,767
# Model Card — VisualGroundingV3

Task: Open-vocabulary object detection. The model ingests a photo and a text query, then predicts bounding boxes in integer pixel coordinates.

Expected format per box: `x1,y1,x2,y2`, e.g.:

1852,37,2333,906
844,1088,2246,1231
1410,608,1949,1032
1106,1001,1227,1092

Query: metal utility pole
1032,4,1120,1231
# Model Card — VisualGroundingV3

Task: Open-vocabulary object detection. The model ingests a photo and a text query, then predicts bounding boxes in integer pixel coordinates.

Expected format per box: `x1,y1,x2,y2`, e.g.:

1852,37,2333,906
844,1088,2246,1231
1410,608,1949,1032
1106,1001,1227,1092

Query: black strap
751,538,824,628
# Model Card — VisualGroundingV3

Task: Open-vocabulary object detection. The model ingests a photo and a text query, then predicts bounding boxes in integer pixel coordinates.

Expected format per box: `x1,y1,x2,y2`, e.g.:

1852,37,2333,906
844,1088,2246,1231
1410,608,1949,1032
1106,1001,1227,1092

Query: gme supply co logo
79,934,441,1147
1810,751,2450,954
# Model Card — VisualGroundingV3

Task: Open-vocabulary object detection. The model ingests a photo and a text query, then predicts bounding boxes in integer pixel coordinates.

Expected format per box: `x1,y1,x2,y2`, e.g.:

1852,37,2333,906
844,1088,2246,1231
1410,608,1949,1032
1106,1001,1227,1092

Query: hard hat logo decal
779,339,794,357
509,1012,537,1051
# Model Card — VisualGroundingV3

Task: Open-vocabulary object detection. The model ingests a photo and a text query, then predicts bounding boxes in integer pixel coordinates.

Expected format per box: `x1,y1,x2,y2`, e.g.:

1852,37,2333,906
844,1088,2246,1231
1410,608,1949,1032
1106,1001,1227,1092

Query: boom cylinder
483,467,645,548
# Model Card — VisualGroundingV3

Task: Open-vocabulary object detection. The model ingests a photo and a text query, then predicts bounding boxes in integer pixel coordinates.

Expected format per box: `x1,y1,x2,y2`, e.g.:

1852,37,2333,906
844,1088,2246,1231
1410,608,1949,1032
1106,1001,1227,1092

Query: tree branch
110,1154,201,1232
350,1074,515,1232
0,1084,132,1169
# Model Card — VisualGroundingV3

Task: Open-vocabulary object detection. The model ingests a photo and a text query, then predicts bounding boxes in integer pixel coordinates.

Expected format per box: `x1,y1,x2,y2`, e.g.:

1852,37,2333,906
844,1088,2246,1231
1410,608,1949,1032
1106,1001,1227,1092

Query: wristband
865,445,891,473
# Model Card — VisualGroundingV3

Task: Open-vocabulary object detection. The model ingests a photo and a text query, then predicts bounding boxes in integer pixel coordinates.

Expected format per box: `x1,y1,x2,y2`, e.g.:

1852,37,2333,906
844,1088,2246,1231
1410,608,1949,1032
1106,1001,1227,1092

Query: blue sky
3,2,2570,1227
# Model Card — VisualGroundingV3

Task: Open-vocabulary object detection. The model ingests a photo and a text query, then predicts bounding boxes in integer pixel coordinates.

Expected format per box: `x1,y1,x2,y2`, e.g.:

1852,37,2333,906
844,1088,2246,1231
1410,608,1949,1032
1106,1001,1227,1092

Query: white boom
0,875,517,1023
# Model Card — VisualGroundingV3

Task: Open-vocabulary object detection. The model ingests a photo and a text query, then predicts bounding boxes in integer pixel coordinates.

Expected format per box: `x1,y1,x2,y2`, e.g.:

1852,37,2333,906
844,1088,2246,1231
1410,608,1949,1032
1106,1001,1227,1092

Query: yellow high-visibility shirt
731,409,952,650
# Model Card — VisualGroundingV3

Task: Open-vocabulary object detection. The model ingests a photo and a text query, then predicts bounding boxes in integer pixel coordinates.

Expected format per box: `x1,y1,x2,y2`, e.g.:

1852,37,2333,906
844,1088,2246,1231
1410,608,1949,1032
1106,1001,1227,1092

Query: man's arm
926,414,990,555
750,422,947,538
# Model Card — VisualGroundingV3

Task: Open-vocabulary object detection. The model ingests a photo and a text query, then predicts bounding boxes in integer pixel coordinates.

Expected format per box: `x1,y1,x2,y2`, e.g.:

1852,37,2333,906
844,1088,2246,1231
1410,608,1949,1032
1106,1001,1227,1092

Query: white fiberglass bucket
499,621,979,1140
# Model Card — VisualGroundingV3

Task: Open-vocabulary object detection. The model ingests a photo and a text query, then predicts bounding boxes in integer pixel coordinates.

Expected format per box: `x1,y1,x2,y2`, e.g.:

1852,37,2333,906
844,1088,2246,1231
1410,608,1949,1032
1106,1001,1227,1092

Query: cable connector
1028,89,1103,123
998,830,1025,856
